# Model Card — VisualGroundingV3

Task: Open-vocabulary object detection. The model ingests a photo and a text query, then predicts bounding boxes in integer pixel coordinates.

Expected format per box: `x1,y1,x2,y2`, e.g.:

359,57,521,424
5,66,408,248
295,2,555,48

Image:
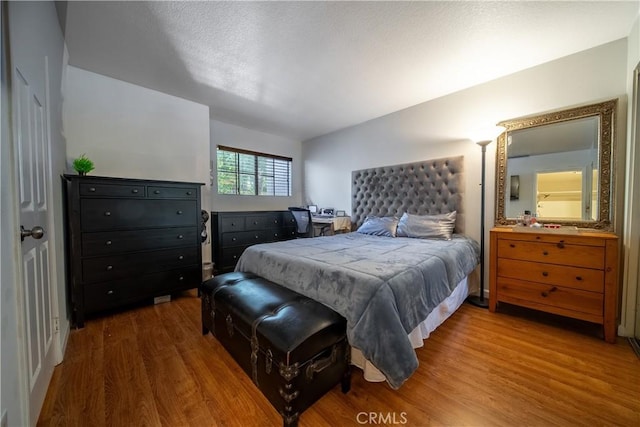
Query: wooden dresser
64,175,203,327
489,227,619,343
211,211,297,274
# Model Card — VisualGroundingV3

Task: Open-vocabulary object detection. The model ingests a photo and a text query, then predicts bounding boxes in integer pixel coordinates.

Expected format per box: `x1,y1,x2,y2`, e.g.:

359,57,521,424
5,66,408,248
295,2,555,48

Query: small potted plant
72,154,95,176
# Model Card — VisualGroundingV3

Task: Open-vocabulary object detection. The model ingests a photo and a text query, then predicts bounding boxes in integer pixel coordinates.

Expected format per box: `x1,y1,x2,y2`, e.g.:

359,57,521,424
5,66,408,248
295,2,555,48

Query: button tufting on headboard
351,156,465,233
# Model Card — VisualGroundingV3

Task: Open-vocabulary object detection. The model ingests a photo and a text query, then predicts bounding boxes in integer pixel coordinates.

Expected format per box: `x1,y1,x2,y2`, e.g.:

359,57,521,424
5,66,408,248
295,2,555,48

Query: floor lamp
467,139,492,308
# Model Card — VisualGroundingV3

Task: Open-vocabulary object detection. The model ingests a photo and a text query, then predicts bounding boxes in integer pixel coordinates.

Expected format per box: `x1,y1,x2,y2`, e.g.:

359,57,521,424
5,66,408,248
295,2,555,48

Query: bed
234,156,480,389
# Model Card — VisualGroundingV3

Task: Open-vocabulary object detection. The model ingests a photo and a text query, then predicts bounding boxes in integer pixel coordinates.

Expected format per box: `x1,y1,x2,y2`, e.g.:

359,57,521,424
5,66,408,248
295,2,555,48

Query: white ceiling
63,1,640,141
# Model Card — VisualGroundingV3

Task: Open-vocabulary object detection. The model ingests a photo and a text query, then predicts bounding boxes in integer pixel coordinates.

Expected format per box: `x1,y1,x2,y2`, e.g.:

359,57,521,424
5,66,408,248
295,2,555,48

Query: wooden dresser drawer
220,216,246,232
147,185,197,199
82,246,198,283
81,226,198,256
79,182,144,198
497,239,604,269
83,277,152,314
222,230,268,247
80,199,197,231
497,258,604,292
496,277,603,319
83,267,200,314
245,213,282,230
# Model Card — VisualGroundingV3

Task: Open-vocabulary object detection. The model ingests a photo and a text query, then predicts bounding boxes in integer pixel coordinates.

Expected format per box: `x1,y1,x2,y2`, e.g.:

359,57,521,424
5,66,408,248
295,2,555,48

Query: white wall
63,66,209,183
210,119,302,211
303,38,628,298
63,66,212,260
1,2,67,425
506,149,595,218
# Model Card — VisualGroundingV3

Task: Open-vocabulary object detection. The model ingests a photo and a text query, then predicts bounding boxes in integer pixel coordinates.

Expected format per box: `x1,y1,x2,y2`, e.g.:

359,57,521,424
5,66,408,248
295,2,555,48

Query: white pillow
396,211,457,240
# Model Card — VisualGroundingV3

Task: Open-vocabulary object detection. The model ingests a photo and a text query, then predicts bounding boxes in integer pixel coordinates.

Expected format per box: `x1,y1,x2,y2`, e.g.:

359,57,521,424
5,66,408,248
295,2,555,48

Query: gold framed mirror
495,99,617,230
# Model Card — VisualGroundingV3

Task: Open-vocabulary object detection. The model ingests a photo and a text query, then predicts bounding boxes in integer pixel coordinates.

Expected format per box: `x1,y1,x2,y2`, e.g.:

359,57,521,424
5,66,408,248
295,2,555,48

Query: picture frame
320,208,334,216
336,210,346,217
307,204,318,213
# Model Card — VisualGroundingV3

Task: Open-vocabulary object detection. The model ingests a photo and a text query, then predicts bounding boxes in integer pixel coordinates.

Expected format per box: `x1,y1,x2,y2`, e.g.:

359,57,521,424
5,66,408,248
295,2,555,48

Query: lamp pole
467,139,491,308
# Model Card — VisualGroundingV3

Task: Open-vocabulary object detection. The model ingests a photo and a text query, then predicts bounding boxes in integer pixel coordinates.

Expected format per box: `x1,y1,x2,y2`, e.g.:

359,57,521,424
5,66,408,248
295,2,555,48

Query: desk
312,216,352,236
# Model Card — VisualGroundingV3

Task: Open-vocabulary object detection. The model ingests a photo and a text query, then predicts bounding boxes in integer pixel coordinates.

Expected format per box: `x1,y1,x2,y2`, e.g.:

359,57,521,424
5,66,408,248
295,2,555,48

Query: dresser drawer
79,182,144,198
496,277,603,317
497,239,604,269
219,246,249,271
82,246,198,283
245,213,282,230
497,258,604,293
81,227,198,256
152,266,201,294
83,278,151,314
80,199,197,231
147,185,198,199
220,216,245,232
222,230,268,247
83,267,200,314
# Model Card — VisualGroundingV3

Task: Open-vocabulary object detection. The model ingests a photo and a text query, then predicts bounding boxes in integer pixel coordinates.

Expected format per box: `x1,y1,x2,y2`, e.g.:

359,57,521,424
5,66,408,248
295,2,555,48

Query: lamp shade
470,125,506,144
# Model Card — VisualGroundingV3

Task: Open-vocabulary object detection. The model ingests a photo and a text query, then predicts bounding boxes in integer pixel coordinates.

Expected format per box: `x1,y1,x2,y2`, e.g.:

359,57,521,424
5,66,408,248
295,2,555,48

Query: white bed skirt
350,276,470,383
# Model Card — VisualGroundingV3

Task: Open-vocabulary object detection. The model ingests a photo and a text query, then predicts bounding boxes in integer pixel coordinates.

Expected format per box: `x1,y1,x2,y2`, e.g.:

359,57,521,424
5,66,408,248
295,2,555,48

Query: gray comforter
234,232,479,389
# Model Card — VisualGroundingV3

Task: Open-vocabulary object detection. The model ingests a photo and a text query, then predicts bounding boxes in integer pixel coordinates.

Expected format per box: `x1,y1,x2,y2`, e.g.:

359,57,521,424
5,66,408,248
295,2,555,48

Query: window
216,145,292,196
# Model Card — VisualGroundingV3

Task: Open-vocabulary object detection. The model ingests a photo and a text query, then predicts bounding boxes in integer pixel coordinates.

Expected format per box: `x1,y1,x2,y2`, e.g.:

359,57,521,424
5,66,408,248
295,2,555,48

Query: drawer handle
106,265,113,271
232,237,237,242
576,276,583,281
132,189,139,194
541,286,558,297
104,211,111,216
274,220,278,224
89,187,96,192
274,233,278,238
178,234,184,239
186,191,192,195
509,244,515,248
107,290,114,295
255,235,259,239
231,222,235,226
233,255,237,259
542,271,548,277
542,251,549,256
178,255,184,260
177,210,183,215
105,240,112,246
557,242,565,249
154,190,161,194
253,221,258,225
178,276,184,281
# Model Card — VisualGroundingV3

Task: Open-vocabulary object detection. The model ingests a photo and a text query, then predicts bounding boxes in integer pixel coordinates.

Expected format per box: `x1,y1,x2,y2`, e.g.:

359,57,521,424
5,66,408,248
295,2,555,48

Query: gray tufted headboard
351,156,465,233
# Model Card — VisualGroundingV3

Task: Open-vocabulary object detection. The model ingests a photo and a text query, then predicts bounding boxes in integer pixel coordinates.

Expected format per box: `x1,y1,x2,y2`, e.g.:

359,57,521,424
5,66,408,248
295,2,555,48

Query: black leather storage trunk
201,272,350,427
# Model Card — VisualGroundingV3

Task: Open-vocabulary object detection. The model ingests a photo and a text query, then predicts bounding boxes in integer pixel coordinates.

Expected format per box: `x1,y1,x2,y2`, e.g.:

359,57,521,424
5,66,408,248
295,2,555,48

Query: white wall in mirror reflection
505,148,598,220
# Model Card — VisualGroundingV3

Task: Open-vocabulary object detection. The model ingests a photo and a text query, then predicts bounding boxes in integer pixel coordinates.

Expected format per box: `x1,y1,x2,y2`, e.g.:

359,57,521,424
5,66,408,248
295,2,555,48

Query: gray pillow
396,211,457,240
356,216,399,237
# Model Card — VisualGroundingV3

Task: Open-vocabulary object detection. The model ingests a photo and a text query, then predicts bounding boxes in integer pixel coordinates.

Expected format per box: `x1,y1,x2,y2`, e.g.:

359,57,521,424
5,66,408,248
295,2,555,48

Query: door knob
20,225,44,241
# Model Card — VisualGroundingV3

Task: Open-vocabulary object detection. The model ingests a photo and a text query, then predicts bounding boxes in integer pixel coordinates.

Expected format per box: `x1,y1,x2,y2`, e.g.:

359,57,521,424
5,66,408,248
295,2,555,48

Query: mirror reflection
495,99,617,230
505,116,599,221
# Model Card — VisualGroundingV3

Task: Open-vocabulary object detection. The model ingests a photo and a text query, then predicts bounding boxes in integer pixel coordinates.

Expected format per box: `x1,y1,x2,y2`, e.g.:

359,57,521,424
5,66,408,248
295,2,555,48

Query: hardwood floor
38,290,640,426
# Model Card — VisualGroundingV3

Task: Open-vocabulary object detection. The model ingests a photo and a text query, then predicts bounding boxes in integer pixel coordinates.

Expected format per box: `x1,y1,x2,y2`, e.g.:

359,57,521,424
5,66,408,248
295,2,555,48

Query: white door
8,2,57,423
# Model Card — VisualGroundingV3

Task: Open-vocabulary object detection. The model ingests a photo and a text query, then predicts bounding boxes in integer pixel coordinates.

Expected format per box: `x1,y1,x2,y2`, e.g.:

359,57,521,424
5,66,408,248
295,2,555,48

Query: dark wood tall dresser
63,175,203,327
211,211,297,274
